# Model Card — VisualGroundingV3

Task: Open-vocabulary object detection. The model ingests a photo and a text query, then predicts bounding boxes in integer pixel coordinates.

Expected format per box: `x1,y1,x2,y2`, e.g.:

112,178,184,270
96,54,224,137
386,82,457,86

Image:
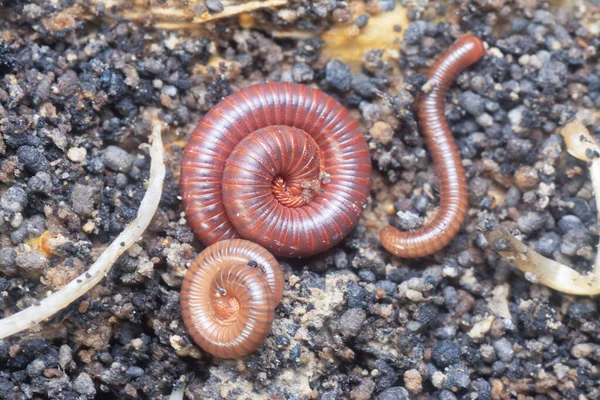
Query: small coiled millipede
180,82,372,258
380,35,485,258
180,239,284,359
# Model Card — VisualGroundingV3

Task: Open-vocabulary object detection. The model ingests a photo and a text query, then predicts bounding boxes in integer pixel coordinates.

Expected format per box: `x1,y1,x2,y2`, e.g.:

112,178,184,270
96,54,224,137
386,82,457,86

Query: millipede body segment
380,35,485,258
180,239,284,359
181,82,372,258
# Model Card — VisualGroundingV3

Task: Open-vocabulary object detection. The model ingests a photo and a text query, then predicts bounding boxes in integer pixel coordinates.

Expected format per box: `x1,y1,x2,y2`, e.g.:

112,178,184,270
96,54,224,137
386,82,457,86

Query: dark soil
1,0,600,399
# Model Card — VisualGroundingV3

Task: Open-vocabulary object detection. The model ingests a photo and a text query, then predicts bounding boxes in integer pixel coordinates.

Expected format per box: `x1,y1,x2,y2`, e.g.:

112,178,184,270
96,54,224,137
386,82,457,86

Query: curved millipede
180,82,372,258
180,239,284,359
380,35,486,258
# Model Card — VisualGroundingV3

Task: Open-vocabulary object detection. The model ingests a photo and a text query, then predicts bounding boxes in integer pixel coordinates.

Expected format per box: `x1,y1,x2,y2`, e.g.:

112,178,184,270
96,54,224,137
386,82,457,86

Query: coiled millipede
180,82,371,357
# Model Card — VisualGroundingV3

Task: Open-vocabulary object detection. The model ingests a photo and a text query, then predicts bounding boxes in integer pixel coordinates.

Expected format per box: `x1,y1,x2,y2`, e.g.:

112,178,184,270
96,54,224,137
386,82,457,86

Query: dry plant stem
482,219,600,295
0,121,166,339
482,120,600,295
87,0,287,26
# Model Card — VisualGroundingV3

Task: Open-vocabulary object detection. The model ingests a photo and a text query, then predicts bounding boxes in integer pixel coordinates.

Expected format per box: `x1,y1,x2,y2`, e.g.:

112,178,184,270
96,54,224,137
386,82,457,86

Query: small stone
377,386,409,400
358,269,376,283
15,251,49,277
325,60,351,92
373,359,396,392
351,73,376,98
403,21,426,45
370,121,394,145
354,14,369,28
443,364,470,390
514,166,539,191
28,172,53,194
376,280,397,296
571,343,596,358
346,281,367,309
403,369,422,394
101,146,133,173
26,359,45,378
333,250,348,269
205,0,224,13
561,230,593,257
431,371,445,389
126,366,144,377
337,308,366,340
350,378,375,400
58,345,73,369
161,85,177,97
1,186,27,212
17,145,48,172
73,372,96,396
536,61,567,92
517,211,546,235
71,184,99,217
567,299,597,320
493,338,514,362
57,70,79,97
291,63,314,83
0,249,17,275
415,304,437,324
480,344,496,364
458,91,485,116
432,340,461,368
535,232,560,257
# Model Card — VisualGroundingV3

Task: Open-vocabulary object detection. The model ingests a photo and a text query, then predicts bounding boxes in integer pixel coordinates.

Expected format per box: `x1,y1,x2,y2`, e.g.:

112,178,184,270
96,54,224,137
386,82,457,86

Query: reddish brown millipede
380,35,485,258
180,82,372,258
179,37,484,358
180,239,284,359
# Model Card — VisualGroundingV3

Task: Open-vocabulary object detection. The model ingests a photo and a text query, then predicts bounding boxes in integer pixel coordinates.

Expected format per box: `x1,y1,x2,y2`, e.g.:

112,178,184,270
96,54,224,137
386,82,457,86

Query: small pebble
15,251,49,277
325,60,352,92
205,0,224,13
73,372,96,396
403,369,422,394
571,343,595,358
17,145,48,172
370,121,394,145
102,146,134,173
492,338,514,362
0,186,27,212
514,166,539,191
458,91,486,117
377,387,409,400
337,308,366,340
354,14,369,28
432,340,461,368
291,63,314,83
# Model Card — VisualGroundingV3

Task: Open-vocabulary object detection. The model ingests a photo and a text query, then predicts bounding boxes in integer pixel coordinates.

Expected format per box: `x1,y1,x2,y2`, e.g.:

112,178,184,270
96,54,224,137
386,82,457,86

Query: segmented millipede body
180,82,372,258
180,239,284,359
380,35,485,258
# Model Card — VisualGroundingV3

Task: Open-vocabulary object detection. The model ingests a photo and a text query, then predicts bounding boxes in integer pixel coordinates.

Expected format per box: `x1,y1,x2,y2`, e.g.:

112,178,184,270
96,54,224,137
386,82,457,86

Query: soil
1,0,600,399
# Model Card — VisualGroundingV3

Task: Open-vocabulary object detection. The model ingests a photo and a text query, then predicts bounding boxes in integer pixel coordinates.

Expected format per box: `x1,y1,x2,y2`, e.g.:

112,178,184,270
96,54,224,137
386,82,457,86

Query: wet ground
1,0,600,399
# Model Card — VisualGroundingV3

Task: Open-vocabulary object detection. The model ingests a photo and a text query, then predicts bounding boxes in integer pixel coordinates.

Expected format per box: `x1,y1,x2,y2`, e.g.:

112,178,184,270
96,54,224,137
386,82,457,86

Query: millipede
179,36,485,358
180,82,372,258
380,35,485,258
180,239,284,359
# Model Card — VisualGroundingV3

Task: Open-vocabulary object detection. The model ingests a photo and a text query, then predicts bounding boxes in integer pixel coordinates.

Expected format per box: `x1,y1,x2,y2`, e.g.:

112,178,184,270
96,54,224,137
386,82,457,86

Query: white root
481,119,600,295
168,384,185,400
0,120,166,339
